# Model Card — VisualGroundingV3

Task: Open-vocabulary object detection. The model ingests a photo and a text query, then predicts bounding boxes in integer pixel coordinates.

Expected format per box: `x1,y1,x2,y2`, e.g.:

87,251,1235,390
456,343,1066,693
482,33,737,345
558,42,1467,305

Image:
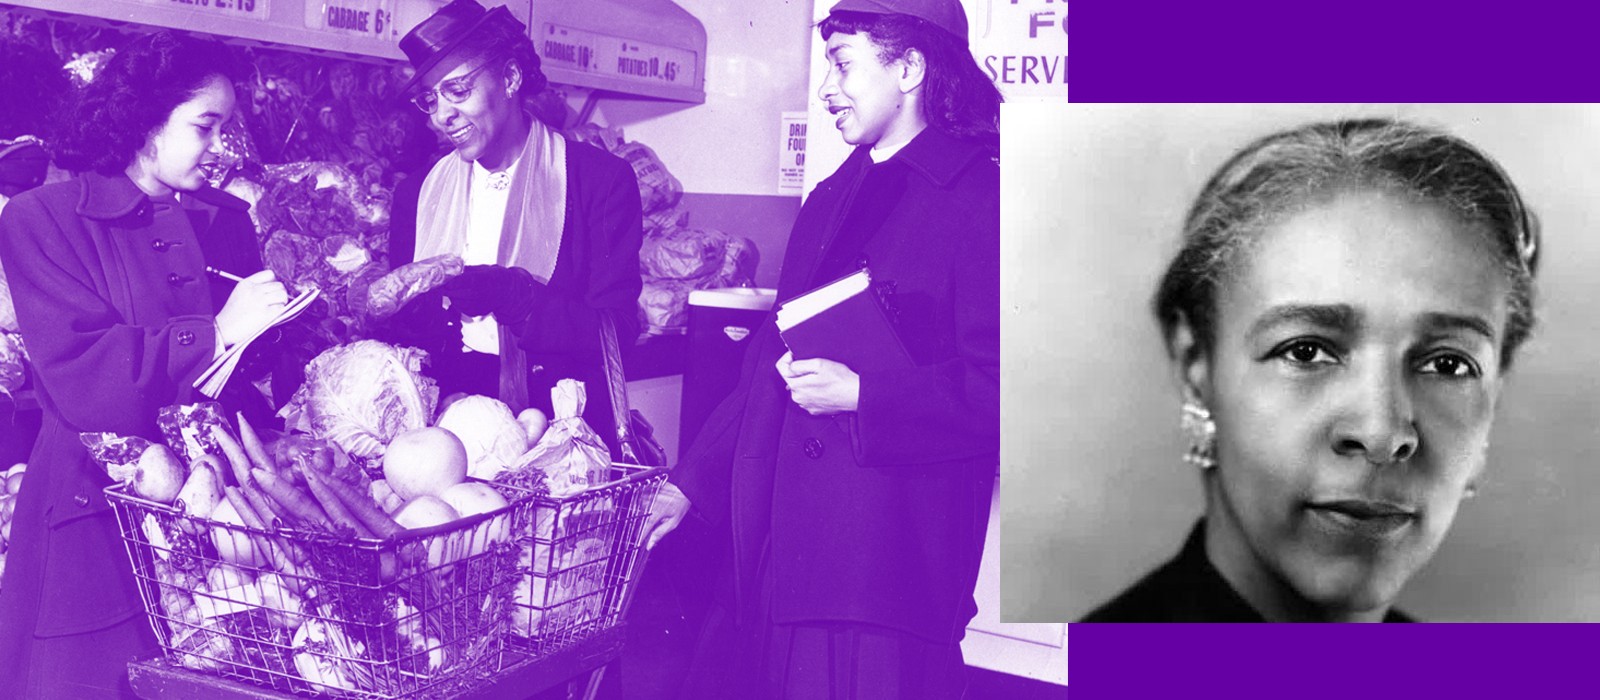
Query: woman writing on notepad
0,31,285,697
643,0,1001,695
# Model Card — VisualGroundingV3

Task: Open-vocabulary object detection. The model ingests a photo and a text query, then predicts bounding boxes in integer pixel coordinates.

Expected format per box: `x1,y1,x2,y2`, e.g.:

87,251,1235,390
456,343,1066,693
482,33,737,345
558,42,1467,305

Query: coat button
167,273,182,285
74,494,90,508
151,238,169,252
803,438,824,459
177,330,196,346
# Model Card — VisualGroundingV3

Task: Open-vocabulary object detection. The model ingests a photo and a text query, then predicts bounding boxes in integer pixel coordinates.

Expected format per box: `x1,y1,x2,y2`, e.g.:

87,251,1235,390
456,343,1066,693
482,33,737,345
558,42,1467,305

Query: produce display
93,402,533,697
0,331,24,402
0,463,24,586
567,124,761,336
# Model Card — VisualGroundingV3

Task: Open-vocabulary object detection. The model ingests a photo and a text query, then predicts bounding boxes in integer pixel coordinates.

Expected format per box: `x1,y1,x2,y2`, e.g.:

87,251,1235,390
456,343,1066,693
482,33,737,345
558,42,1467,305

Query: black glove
440,265,540,326
375,287,458,359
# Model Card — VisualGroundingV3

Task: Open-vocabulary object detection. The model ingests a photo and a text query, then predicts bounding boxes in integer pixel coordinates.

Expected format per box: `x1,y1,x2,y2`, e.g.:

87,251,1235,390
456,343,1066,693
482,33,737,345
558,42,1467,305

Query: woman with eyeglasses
384,0,643,444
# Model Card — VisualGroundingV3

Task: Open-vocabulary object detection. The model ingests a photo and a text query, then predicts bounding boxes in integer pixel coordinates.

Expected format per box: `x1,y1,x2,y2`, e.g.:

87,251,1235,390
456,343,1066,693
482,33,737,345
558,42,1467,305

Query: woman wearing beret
385,0,643,448
0,31,287,696
644,0,1001,696
1083,118,1542,622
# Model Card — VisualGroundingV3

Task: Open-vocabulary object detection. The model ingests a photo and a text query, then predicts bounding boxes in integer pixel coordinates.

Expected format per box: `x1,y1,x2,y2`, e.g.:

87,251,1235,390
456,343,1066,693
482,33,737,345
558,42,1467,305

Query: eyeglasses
409,63,495,114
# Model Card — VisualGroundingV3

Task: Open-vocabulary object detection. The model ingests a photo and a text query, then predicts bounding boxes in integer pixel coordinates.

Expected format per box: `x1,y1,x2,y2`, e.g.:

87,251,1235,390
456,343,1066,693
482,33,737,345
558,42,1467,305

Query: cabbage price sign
307,0,400,40
539,23,697,90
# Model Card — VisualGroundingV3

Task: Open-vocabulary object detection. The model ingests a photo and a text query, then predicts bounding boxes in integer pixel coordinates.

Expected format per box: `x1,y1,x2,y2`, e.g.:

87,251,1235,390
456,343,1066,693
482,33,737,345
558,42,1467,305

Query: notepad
193,287,319,398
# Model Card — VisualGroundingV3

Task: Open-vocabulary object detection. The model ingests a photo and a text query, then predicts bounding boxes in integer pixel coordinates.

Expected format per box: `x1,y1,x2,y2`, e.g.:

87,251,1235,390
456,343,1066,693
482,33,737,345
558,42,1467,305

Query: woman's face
132,75,235,195
818,32,923,148
1197,188,1510,620
421,57,523,171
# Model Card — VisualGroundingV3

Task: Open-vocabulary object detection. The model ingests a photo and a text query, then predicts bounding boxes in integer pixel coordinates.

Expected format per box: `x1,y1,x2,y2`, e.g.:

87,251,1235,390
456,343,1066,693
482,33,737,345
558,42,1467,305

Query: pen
205,266,246,283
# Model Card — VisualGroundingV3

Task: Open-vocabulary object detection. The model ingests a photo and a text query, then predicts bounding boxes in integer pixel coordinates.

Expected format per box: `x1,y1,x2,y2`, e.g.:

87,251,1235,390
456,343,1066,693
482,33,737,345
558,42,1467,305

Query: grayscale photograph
1004,103,1600,624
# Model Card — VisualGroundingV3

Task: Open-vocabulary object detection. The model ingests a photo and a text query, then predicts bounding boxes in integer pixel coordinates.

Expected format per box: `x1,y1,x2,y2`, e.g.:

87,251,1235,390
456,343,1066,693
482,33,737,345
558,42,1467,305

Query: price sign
306,0,400,40
539,23,697,89
138,0,269,20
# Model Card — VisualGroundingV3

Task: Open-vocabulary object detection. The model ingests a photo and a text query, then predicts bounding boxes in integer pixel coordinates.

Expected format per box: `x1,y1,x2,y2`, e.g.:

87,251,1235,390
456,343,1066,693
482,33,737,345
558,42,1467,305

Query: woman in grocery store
0,31,289,697
383,0,643,450
644,0,1000,696
1079,119,1541,622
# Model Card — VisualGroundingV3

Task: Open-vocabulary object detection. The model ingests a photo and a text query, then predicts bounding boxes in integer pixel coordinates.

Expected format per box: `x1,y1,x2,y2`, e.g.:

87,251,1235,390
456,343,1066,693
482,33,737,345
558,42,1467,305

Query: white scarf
415,118,567,284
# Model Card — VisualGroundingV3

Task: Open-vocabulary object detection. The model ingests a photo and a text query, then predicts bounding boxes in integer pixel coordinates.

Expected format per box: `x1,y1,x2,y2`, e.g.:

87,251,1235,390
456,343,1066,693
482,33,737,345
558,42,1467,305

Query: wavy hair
820,11,1002,149
1153,118,1541,369
52,31,244,174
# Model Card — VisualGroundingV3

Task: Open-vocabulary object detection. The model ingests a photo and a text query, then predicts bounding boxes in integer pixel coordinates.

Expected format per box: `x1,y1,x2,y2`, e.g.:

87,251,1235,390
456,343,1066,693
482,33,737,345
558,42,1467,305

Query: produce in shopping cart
278,340,439,462
434,395,529,480
80,432,159,486
383,426,468,501
506,379,611,498
174,457,225,521
155,401,232,465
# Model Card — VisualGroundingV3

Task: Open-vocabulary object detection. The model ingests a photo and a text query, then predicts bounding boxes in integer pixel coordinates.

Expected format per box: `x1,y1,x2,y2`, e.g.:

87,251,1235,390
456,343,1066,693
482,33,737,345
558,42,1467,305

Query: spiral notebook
193,287,319,398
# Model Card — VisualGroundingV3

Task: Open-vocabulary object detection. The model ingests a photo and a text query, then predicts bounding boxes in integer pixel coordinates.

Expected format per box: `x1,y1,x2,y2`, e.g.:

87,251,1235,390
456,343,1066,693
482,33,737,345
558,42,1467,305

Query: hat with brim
827,0,969,42
398,0,522,96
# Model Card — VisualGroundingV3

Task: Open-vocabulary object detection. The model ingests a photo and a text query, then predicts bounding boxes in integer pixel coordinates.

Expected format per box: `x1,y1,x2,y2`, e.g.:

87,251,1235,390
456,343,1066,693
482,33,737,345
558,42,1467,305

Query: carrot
223,487,265,530
242,482,288,530
253,468,331,530
301,466,374,538
211,424,253,489
225,487,301,570
318,470,405,539
235,413,278,477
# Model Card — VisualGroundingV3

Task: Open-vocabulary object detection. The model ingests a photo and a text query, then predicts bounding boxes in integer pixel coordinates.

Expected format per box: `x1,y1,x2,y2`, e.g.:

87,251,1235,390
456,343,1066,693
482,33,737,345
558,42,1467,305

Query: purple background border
1062,2,1599,696
1070,623,1586,695
1073,1,1599,102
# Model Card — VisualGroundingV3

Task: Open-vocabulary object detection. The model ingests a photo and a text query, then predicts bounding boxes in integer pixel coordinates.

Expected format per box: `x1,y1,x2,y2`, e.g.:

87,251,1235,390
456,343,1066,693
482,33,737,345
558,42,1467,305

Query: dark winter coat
672,127,1000,644
0,171,263,694
1081,521,1418,623
388,137,643,449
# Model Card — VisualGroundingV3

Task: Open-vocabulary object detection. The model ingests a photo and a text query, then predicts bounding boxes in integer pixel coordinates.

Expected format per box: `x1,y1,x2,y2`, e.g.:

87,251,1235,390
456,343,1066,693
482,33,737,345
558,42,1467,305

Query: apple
132,445,186,503
392,496,459,530
383,428,468,501
517,408,549,445
439,482,512,553
393,496,461,570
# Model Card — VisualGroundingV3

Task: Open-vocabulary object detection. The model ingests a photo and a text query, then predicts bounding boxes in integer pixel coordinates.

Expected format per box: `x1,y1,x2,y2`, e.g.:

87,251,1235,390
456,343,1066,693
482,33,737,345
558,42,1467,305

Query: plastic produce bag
156,402,232,465
510,380,609,498
80,433,158,483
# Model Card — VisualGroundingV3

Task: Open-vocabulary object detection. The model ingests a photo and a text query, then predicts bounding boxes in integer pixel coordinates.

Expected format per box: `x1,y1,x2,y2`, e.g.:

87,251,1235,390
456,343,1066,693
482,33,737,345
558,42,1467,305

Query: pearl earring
1181,387,1217,470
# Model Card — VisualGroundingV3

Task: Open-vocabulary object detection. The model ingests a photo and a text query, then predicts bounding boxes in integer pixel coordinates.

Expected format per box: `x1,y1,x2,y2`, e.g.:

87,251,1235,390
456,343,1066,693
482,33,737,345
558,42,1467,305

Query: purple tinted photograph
0,0,1068,697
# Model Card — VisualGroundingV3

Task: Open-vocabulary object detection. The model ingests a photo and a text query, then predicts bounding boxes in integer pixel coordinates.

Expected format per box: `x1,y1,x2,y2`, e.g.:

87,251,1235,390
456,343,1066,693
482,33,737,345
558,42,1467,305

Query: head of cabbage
434,395,529,480
279,340,439,461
